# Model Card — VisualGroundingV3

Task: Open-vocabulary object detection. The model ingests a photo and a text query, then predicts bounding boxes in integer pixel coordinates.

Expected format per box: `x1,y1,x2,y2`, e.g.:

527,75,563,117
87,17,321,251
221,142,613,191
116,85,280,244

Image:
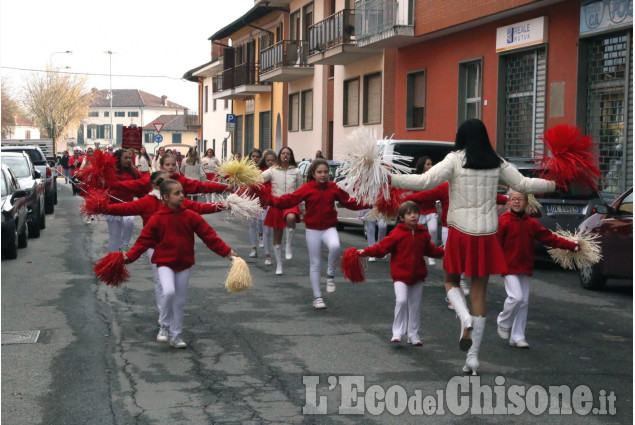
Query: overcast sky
1,0,254,111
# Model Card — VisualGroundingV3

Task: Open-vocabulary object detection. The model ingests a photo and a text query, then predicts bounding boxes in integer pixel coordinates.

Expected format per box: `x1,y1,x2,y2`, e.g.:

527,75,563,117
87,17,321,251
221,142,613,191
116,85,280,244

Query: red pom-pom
341,247,365,284
80,189,111,216
94,252,130,287
77,150,118,191
535,125,601,192
375,187,408,219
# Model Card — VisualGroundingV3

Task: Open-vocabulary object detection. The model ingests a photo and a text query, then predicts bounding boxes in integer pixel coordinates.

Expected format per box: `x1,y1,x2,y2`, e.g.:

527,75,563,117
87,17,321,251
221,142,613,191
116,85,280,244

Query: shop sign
496,17,548,53
580,0,633,36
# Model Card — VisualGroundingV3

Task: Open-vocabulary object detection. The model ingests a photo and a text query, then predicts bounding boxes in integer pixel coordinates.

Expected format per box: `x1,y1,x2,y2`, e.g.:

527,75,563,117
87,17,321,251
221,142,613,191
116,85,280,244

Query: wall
202,74,232,158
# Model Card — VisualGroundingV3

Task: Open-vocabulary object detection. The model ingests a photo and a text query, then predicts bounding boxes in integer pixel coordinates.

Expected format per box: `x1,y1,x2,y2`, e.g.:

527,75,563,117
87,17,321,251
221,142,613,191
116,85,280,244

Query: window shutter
413,72,425,109
365,73,381,123
346,79,359,125
302,90,313,130
290,93,299,131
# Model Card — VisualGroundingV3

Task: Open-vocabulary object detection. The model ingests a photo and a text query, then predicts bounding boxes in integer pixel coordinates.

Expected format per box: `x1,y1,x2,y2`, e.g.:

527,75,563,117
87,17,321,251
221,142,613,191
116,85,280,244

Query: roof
89,89,187,109
209,5,288,41
143,115,191,132
182,60,217,82
14,116,34,126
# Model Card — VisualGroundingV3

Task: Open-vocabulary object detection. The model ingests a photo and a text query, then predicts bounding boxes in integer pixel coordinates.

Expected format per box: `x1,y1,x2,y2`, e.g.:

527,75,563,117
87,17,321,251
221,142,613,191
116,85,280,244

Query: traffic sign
153,134,163,144
153,123,165,133
226,114,236,132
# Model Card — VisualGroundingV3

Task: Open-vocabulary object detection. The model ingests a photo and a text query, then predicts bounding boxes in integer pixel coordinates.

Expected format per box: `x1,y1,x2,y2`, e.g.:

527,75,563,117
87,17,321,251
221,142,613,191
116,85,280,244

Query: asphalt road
2,183,632,425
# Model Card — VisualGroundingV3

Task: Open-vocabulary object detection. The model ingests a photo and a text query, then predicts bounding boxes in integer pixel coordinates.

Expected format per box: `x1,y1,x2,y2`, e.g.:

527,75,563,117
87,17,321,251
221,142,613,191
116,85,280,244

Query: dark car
1,152,45,238
1,146,57,213
578,187,632,290
1,164,29,259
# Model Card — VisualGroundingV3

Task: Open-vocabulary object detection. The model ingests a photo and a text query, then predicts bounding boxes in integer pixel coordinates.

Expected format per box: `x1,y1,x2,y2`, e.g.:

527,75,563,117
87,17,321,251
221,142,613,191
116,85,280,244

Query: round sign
153,134,163,144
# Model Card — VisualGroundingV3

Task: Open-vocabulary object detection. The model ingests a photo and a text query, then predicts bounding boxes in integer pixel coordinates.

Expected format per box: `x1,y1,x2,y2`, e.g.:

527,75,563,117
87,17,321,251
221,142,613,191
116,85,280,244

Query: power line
1,66,184,81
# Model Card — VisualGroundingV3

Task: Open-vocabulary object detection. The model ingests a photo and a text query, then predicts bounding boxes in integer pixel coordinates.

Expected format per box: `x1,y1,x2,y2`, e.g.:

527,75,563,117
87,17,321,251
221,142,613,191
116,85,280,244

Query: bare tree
1,78,22,139
21,69,93,152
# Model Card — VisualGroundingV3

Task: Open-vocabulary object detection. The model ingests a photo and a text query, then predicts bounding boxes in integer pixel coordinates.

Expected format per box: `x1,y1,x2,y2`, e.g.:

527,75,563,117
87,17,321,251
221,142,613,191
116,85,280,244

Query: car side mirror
33,170,42,179
11,189,27,201
593,204,612,215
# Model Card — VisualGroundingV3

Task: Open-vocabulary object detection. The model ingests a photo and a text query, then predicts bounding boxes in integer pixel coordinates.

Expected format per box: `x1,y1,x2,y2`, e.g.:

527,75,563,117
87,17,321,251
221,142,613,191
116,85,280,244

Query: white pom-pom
223,193,263,222
547,228,602,270
527,194,542,215
336,128,412,204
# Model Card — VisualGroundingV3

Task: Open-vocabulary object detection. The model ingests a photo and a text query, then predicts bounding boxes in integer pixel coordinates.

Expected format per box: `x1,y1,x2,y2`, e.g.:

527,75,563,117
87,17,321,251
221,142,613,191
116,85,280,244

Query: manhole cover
2,330,40,345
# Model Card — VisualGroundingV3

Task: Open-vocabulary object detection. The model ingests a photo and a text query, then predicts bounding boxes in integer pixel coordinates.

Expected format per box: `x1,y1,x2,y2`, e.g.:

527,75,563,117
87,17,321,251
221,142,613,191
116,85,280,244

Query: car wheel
45,192,55,214
28,209,41,238
18,221,28,248
3,221,18,259
579,262,607,290
54,182,58,205
336,222,345,231
39,206,46,229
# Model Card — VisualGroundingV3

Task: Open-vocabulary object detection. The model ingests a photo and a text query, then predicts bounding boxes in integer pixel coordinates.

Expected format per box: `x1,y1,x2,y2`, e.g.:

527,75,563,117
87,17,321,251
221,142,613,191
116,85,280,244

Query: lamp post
49,50,72,70
105,51,115,145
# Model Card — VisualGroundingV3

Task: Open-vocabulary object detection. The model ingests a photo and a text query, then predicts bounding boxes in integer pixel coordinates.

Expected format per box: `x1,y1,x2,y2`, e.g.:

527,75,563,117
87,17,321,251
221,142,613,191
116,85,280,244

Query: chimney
161,95,168,106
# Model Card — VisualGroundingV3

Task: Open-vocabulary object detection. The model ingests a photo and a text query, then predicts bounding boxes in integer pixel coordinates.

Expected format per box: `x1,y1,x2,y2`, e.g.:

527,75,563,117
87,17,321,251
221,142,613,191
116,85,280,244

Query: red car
578,187,633,290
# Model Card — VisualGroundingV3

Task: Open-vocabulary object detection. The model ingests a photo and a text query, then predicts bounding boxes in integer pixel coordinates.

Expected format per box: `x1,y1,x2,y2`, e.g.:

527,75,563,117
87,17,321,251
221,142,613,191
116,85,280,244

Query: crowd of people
65,119,584,376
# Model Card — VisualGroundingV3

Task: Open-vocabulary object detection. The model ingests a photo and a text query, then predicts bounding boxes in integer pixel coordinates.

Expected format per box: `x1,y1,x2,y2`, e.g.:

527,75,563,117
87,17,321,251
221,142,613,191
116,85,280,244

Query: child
357,201,444,345
246,149,264,258
496,190,579,348
267,159,369,309
359,210,387,262
123,180,237,348
107,149,141,252
258,150,277,266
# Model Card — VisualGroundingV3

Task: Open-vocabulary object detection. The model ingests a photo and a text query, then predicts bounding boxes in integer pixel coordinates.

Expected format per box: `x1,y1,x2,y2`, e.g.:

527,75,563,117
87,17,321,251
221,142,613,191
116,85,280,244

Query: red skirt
264,206,301,229
205,172,217,181
443,227,508,277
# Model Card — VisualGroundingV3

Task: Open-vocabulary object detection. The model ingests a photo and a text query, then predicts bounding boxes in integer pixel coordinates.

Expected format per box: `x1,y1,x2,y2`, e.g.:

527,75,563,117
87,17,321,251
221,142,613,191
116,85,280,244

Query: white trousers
497,274,531,343
248,217,264,247
147,249,164,326
262,225,272,256
419,212,438,245
365,219,387,247
157,266,191,336
305,227,340,298
106,215,135,252
441,226,449,246
393,281,424,340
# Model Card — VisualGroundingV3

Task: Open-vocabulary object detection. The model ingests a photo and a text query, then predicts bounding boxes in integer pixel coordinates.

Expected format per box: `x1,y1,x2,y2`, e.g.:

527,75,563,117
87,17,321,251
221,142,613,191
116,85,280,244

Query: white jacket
261,165,303,196
180,160,205,181
391,150,555,235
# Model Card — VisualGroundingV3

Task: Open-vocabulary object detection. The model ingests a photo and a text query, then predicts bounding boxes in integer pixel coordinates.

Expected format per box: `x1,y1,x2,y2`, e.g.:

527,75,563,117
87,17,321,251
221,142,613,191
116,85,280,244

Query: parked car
1,145,57,213
1,164,29,259
1,152,45,238
577,187,632,290
297,159,342,183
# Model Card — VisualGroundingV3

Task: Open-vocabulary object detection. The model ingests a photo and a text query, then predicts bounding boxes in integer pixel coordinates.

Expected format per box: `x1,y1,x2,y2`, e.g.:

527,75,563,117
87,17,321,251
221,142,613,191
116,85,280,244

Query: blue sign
226,114,236,124
153,134,163,144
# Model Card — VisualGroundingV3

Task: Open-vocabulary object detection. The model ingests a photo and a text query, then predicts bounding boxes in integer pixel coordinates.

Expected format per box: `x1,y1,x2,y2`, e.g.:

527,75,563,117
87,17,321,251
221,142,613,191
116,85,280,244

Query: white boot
446,287,473,351
274,245,283,275
460,274,470,296
463,316,486,375
285,228,294,260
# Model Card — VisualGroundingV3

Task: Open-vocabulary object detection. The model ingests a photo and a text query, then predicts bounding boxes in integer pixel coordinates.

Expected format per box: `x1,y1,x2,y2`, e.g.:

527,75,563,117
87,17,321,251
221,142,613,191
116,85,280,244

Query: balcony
355,0,415,48
260,40,314,82
212,63,271,99
307,9,381,66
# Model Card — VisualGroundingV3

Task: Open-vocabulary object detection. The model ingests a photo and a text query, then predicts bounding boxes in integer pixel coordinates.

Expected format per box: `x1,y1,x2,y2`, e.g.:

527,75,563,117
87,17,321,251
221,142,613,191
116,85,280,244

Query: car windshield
617,192,633,216
1,157,30,178
516,168,597,200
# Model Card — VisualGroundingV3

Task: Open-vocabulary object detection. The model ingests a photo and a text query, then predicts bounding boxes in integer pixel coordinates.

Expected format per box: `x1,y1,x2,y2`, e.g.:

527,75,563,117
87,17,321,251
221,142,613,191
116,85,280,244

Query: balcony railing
212,63,261,93
308,9,356,56
260,40,310,73
355,0,405,40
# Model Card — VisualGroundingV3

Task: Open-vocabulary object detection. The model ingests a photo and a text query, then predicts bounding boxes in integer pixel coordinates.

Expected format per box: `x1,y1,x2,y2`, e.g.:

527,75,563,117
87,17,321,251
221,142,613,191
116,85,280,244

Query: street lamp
105,51,115,145
49,50,72,70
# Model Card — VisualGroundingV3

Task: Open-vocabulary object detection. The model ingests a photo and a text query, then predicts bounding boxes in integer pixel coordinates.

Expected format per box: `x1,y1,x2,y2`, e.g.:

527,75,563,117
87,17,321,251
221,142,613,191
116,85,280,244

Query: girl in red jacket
267,159,369,309
358,201,444,345
107,149,142,253
123,179,237,349
496,190,579,349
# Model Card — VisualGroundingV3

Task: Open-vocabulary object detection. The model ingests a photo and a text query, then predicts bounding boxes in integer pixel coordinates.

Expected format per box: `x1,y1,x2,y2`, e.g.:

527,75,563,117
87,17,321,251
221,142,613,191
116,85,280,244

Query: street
2,184,632,425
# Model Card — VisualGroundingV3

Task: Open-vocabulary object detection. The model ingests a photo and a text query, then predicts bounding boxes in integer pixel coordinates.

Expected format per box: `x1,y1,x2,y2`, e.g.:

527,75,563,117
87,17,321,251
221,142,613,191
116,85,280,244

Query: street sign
226,114,236,132
153,123,165,133
153,134,163,144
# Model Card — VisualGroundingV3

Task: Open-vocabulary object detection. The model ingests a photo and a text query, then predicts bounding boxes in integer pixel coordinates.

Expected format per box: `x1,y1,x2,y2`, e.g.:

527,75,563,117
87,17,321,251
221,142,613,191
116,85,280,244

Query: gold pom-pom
526,194,542,215
225,256,253,293
217,157,264,188
547,228,602,270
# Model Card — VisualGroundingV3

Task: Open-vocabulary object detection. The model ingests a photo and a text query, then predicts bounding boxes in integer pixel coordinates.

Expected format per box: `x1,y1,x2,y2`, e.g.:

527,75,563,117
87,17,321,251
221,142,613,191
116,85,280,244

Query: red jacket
112,169,142,202
125,205,231,271
497,211,578,276
107,173,228,198
363,223,444,285
105,193,224,226
68,155,83,176
405,182,449,216
268,180,368,230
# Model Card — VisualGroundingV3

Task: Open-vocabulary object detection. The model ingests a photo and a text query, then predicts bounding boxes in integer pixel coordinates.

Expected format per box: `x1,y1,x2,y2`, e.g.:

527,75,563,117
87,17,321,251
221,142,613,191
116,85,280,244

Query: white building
4,115,41,140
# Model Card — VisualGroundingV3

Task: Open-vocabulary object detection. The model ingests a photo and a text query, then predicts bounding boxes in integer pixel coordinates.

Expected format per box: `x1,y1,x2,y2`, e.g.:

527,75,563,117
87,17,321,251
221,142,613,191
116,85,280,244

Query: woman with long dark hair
389,119,556,375
106,149,141,252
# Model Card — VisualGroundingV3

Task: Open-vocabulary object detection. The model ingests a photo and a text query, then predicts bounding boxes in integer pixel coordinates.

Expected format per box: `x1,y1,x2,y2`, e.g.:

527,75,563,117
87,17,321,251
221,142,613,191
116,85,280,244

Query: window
172,133,182,143
363,72,382,124
301,90,313,130
213,99,217,111
303,3,314,41
234,115,243,155
224,99,229,109
260,111,271,150
128,111,139,117
245,114,255,153
406,70,426,129
205,86,209,112
344,78,360,126
145,133,153,144
104,111,109,117
25,130,31,140
88,111,99,117
290,10,300,40
86,124,111,139
458,59,482,124
289,92,300,131
115,111,125,117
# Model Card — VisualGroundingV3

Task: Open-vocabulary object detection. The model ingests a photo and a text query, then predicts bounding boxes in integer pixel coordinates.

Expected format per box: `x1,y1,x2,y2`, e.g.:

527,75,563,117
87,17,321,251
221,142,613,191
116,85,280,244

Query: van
336,139,454,234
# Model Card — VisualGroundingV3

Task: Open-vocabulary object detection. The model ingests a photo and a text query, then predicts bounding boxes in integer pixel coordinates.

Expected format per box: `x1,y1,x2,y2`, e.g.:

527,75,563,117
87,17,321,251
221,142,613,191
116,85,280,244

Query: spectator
60,150,71,184
315,150,325,159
